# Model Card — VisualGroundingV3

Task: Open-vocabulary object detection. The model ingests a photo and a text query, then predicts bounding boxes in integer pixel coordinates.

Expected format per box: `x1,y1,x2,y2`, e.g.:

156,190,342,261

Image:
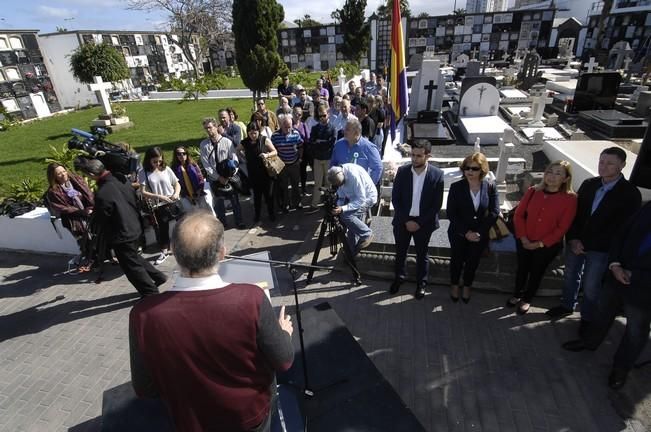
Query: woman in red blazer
506,160,578,314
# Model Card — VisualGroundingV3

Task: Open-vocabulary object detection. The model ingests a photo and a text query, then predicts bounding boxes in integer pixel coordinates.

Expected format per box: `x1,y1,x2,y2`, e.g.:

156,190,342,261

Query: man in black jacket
76,158,166,297
563,201,651,389
547,147,641,324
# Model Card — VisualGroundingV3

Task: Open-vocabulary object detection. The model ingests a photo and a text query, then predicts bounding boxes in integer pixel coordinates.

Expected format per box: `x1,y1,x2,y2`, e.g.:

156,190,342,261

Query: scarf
61,181,84,210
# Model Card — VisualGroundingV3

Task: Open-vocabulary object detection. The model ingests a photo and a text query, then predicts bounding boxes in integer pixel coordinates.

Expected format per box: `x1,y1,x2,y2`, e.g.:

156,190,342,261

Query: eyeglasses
463,166,481,172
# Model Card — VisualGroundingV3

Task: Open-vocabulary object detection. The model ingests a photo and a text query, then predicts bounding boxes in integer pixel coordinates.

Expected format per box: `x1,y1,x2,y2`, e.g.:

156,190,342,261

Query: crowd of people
42,74,650,421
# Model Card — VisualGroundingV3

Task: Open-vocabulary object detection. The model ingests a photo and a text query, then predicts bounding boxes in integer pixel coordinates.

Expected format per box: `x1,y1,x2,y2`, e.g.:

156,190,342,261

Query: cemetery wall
0,30,62,120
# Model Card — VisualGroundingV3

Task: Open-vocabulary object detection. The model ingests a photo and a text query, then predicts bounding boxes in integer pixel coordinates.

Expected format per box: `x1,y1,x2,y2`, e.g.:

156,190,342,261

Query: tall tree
294,14,322,27
69,43,130,84
232,0,285,98
376,0,410,20
336,0,370,63
127,0,232,81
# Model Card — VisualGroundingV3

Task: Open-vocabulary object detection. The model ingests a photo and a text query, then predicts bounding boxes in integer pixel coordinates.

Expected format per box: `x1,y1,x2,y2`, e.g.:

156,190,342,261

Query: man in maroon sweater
129,210,294,431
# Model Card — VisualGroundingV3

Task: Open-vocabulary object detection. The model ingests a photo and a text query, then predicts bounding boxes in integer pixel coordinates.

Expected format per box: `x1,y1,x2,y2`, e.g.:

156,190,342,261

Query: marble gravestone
466,60,481,77
609,41,633,70
572,72,621,112
407,56,455,144
458,76,513,145
410,57,446,114
454,53,469,69
577,110,648,139
517,50,541,90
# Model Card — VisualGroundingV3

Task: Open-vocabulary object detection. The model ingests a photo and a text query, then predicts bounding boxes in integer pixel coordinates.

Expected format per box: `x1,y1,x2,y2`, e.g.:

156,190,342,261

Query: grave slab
459,116,512,145
521,127,565,140
577,110,648,139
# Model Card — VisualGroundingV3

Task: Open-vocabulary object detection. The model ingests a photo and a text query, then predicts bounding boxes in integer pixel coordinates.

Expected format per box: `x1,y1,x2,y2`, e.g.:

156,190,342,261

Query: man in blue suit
563,201,651,389
390,140,444,299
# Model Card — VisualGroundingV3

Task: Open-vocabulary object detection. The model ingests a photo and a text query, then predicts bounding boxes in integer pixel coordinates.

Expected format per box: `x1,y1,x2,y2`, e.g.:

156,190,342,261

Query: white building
466,0,509,13
38,30,196,109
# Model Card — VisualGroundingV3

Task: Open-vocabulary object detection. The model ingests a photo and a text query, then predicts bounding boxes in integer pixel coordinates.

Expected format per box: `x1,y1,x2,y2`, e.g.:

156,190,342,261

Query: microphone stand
223,254,335,398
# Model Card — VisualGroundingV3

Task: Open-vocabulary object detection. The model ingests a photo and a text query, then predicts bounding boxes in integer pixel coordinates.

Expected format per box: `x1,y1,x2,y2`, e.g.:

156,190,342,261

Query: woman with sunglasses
170,145,211,213
507,160,577,314
446,152,499,303
139,147,181,265
237,122,278,224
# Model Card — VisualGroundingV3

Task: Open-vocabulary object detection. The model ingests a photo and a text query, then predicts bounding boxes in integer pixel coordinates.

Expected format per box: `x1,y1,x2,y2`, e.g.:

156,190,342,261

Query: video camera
67,128,139,176
320,186,339,213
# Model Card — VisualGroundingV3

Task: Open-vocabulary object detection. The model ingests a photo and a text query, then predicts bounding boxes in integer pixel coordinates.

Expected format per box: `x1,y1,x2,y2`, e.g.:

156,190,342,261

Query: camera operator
75,157,166,298
200,117,245,230
327,164,377,255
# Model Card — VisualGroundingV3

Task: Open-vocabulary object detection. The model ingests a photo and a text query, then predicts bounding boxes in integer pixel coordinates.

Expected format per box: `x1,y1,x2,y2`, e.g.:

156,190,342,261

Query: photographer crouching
75,157,167,298
327,164,378,255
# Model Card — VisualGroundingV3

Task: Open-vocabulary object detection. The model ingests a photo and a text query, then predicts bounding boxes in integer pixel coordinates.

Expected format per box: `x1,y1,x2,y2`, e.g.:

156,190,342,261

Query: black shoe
562,339,597,352
450,285,459,302
237,223,247,230
506,297,521,308
389,279,402,294
608,368,629,390
450,294,459,303
152,275,168,287
462,296,471,304
415,284,426,300
546,306,573,319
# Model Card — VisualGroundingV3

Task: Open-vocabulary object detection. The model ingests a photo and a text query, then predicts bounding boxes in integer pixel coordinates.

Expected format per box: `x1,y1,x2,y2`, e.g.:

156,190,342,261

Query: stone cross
481,56,488,75
471,48,478,60
474,137,481,154
424,80,438,111
495,129,515,186
585,57,597,73
623,56,632,72
502,52,509,62
528,83,552,127
88,76,113,116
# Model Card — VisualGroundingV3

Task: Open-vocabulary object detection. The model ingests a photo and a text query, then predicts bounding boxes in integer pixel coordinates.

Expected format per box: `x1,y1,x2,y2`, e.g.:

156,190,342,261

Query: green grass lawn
221,71,325,90
0,98,280,198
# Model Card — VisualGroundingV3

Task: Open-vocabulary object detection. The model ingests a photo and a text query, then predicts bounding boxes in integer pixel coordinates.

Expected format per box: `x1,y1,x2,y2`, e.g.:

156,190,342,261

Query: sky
0,0,456,34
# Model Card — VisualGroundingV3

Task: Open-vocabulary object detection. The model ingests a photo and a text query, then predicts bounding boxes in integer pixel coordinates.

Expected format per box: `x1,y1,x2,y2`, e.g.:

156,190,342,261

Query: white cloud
279,0,456,23
36,5,77,18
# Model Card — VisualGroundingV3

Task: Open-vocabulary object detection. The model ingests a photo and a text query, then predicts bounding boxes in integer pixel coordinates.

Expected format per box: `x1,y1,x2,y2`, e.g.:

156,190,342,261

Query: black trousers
583,273,651,371
113,240,165,297
153,219,170,250
299,155,313,193
252,181,275,222
276,161,301,209
449,234,488,287
393,223,434,286
514,240,562,302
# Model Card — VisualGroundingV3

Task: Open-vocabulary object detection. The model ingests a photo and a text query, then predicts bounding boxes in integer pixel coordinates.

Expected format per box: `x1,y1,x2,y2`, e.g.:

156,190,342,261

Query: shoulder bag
260,137,285,177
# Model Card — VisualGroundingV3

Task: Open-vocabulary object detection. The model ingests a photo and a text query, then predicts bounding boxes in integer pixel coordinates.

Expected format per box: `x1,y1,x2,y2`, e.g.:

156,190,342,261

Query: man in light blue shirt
327,164,377,255
330,118,382,185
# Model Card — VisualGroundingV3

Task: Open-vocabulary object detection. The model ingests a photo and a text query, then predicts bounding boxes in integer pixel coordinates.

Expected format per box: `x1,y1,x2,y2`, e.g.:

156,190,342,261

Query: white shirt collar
171,273,230,292
411,166,427,177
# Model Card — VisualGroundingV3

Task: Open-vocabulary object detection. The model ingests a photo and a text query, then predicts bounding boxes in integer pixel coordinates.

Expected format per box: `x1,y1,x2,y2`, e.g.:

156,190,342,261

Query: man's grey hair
344,117,362,136
327,166,345,186
74,157,105,176
278,113,292,126
202,117,217,128
171,210,224,275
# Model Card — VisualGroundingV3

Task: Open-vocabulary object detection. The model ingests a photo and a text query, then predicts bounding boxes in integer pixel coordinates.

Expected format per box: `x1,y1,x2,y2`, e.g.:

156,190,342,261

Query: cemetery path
0,202,649,432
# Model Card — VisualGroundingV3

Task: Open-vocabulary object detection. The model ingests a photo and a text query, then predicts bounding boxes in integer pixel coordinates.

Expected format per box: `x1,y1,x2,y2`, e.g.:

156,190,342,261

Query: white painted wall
38,33,97,109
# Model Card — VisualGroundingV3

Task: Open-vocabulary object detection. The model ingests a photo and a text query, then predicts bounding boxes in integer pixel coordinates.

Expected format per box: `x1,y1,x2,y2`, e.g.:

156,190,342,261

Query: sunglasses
463,166,481,172
319,114,327,118
176,152,187,156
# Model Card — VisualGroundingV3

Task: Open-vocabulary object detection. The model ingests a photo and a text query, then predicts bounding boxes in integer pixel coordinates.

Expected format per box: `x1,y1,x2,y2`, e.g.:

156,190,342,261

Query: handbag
488,215,511,240
153,200,183,224
259,137,285,177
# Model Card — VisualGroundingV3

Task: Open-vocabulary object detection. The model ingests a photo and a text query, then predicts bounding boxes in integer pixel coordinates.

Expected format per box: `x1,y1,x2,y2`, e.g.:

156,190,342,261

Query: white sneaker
155,252,168,265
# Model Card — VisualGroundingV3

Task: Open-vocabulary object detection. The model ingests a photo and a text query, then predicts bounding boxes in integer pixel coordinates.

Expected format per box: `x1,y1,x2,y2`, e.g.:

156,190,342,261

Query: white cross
502,52,509,62
585,57,597,73
471,48,478,60
495,129,515,185
623,56,632,71
88,76,113,116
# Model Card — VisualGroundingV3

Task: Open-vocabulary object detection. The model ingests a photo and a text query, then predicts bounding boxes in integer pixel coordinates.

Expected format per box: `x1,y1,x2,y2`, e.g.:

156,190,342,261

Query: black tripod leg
306,220,329,284
335,225,362,285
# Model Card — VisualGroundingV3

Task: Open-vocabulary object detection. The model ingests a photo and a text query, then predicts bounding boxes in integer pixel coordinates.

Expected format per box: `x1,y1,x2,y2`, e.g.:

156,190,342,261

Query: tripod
306,210,362,286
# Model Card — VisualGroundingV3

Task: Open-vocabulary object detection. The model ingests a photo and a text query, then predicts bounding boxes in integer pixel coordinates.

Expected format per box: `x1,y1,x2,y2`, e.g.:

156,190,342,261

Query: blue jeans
561,250,609,323
213,189,242,227
339,207,372,254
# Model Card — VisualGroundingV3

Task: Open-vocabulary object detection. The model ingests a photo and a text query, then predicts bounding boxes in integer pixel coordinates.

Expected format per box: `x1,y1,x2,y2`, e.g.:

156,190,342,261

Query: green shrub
8,178,44,204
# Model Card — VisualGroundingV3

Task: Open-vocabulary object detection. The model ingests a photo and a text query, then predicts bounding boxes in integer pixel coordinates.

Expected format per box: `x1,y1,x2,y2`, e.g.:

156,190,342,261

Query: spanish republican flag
389,0,408,141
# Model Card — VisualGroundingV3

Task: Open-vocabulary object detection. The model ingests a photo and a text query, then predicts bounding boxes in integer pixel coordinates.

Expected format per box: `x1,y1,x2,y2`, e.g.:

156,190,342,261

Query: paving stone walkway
0,208,649,431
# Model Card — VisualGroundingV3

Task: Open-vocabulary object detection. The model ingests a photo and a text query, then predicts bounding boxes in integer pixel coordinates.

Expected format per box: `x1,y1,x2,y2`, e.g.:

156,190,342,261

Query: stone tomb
458,77,512,145
405,56,455,144
577,110,648,139
572,72,622,112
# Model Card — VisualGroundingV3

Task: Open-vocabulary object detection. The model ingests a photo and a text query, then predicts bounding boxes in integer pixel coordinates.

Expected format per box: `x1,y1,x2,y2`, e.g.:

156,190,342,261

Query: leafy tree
233,0,285,98
294,14,322,27
330,10,341,24
376,0,411,20
69,43,130,84
416,12,429,18
336,0,370,63
453,8,466,16
128,0,233,82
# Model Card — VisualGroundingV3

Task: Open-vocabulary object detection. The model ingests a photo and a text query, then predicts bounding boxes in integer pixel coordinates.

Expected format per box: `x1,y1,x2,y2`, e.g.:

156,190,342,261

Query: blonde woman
506,160,578,314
